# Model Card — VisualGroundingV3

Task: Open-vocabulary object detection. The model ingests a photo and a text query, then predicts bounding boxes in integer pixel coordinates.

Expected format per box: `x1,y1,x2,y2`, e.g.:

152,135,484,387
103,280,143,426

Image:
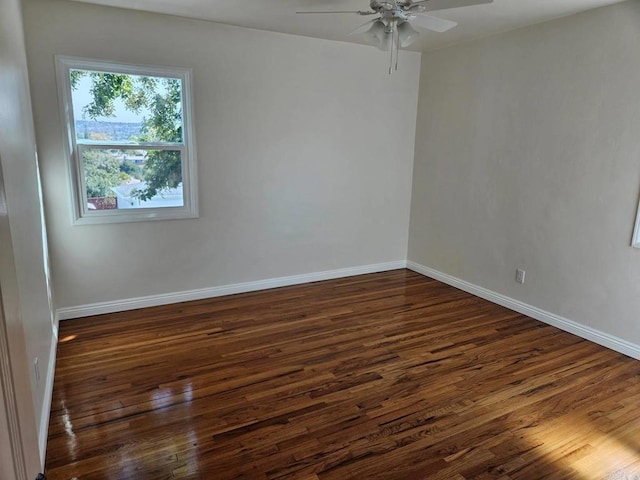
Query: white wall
0,0,55,473
23,0,421,312
409,2,640,347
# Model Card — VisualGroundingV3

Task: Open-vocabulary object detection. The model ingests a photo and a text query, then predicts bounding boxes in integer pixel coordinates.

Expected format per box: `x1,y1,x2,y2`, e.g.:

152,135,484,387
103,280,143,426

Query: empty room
1,0,639,478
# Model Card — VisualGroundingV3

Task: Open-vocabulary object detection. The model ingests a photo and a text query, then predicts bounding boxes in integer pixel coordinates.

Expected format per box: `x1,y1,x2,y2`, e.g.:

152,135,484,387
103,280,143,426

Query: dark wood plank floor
46,269,640,479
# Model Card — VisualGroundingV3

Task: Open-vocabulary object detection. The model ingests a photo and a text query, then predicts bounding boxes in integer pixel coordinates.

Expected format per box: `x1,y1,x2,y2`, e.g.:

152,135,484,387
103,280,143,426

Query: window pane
82,148,184,211
70,70,183,144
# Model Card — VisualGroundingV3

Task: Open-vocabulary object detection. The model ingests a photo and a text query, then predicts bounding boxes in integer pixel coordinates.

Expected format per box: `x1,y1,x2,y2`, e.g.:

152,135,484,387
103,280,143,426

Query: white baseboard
56,258,640,358
57,260,408,320
39,335,57,465
407,261,640,361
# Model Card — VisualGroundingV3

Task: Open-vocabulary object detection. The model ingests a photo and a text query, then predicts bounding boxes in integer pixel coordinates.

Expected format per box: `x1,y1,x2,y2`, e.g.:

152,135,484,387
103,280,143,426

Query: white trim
407,261,640,361
0,304,28,480
0,160,28,479
38,337,57,463
57,261,408,320
57,258,640,358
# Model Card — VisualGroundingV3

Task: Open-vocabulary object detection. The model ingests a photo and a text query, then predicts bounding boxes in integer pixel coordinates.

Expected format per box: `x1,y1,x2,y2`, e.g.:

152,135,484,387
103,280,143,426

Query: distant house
111,182,184,209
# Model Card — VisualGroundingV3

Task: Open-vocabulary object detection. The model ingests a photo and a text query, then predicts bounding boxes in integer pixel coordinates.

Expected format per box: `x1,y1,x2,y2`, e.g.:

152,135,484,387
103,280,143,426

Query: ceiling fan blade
409,0,492,12
296,10,377,15
348,18,378,36
409,13,457,32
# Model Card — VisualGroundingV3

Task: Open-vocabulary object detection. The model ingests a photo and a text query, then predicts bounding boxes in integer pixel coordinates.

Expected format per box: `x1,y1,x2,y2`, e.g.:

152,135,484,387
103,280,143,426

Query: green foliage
140,79,182,143
83,150,129,198
70,70,84,89
137,79,183,200
72,70,183,201
135,151,181,201
119,158,142,178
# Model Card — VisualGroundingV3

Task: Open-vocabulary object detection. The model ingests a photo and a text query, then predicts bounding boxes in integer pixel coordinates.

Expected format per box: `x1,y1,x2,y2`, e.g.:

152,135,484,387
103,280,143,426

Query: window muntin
56,57,197,224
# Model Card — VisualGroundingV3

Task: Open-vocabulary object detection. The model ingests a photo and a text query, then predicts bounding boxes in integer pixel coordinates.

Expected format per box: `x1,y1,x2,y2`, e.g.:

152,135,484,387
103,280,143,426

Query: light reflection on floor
61,400,78,462
525,412,640,479
113,382,202,477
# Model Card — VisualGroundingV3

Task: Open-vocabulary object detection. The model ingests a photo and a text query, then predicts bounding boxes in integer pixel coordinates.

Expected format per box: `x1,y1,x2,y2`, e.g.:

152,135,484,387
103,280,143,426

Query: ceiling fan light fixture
363,19,387,48
376,30,393,52
397,21,419,48
295,0,494,73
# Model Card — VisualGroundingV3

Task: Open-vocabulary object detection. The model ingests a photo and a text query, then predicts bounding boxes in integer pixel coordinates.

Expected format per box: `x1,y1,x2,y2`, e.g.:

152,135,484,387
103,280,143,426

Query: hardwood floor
45,269,640,479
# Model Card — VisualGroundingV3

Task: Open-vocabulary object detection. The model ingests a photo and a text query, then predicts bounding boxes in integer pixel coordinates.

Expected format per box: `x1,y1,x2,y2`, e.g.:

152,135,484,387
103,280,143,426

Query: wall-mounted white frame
633,196,640,248
55,56,198,225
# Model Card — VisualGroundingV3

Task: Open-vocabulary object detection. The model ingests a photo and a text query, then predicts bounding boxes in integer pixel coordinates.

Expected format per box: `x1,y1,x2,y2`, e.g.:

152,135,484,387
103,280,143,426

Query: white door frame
0,288,28,479
0,156,28,480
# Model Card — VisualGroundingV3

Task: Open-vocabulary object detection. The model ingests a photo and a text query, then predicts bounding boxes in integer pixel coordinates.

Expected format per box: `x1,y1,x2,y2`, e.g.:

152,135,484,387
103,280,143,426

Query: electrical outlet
34,357,40,385
516,268,526,284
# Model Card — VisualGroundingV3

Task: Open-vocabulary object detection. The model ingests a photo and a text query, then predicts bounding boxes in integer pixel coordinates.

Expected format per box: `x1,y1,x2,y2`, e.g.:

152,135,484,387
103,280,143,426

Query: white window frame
633,197,640,248
55,56,198,225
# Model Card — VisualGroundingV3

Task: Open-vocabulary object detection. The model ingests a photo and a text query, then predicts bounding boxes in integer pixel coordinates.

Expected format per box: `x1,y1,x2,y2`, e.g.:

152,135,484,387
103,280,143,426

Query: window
56,56,197,224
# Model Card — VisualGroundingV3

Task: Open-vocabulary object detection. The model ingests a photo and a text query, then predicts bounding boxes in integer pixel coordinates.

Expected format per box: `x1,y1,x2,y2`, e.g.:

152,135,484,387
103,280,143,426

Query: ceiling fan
297,0,494,73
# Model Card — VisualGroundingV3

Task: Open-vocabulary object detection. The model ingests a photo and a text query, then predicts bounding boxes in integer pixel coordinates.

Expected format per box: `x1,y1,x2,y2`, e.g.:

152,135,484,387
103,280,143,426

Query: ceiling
67,0,626,51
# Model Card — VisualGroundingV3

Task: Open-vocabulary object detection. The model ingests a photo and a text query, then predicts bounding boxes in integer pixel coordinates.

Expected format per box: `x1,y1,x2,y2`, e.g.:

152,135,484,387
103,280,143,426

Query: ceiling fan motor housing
370,1,427,15
369,0,427,28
